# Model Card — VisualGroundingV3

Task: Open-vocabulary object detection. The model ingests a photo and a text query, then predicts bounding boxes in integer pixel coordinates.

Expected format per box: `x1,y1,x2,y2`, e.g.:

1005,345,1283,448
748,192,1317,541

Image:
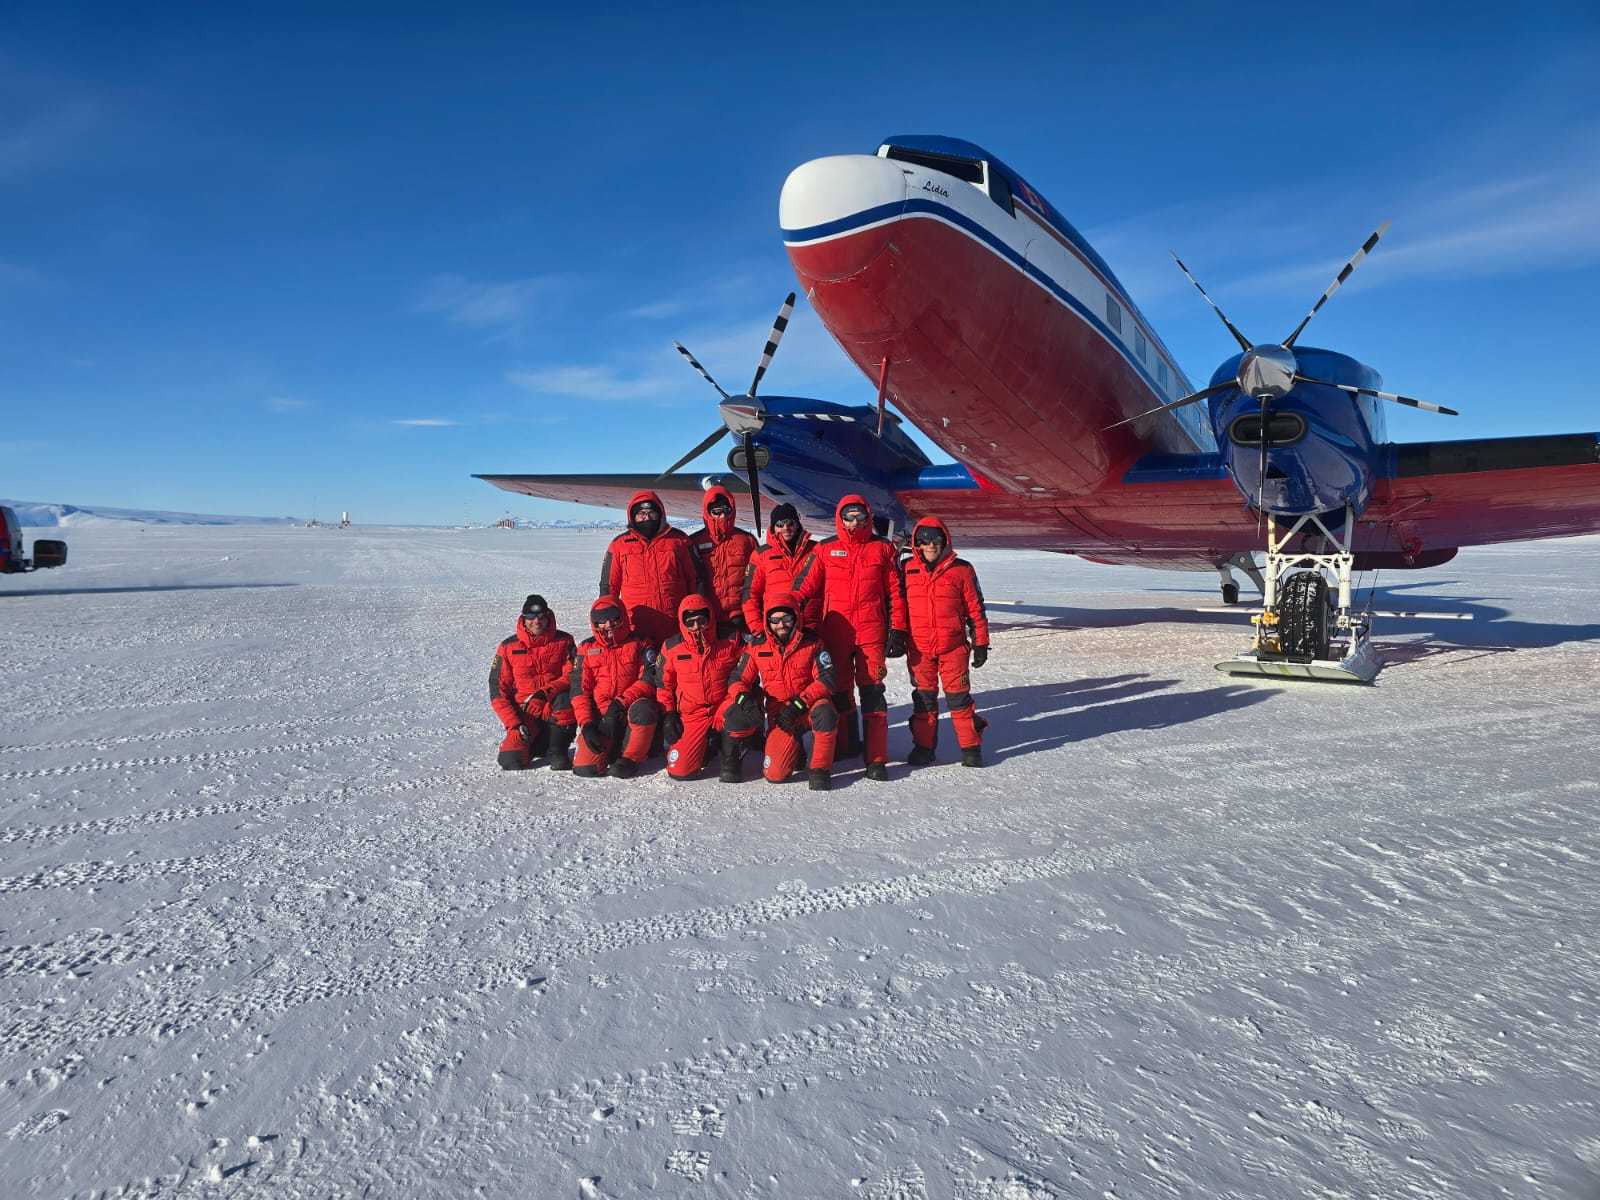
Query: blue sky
3,2,1597,524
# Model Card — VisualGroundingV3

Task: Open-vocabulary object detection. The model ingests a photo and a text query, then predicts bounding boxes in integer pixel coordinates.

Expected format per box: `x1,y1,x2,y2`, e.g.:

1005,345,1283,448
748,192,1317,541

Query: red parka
687,485,759,625
726,594,837,708
489,607,577,730
655,593,744,714
902,516,990,655
792,494,908,647
741,523,821,632
600,489,701,644
569,595,658,724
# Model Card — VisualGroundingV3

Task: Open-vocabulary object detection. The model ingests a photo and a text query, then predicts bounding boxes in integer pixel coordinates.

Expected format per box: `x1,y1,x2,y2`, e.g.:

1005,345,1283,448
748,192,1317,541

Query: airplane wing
891,431,1600,568
473,472,821,519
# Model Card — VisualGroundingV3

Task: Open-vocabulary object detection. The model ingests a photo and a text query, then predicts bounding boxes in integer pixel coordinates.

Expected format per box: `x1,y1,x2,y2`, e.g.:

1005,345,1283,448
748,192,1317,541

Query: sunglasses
592,607,624,625
682,609,712,627
766,611,797,626
632,505,660,517
523,611,550,622
706,502,732,514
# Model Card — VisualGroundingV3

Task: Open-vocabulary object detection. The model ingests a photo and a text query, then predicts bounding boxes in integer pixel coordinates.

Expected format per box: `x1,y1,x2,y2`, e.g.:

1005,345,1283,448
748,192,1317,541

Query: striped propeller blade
673,341,730,400
748,292,796,397
1294,373,1459,416
1171,253,1252,353
1282,221,1391,348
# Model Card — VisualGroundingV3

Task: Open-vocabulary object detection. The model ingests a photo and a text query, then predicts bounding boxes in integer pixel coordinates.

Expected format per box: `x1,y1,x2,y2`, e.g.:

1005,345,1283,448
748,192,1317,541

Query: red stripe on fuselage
788,213,1204,498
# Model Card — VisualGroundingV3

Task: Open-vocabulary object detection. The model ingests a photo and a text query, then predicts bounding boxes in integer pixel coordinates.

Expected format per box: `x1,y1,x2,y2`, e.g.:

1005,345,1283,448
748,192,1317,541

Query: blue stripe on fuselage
784,199,1213,452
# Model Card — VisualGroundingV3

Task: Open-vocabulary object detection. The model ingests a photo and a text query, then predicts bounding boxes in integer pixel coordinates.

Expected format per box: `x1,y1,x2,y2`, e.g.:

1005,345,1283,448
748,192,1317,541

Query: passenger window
1135,329,1147,361
1157,361,1168,388
987,171,1015,216
1105,295,1122,334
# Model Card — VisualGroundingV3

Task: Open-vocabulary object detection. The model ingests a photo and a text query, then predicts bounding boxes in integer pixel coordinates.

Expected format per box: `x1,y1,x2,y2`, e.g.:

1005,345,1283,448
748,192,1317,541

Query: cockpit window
879,144,1015,216
880,144,984,184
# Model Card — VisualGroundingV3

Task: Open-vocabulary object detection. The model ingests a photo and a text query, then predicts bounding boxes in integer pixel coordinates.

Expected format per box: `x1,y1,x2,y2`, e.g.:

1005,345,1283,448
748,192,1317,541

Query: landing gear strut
1216,506,1380,683
1216,553,1264,606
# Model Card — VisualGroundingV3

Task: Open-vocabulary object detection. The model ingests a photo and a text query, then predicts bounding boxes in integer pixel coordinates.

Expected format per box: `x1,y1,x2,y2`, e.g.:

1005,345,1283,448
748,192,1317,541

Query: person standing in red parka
569,595,660,779
687,485,759,636
655,592,748,782
740,502,822,635
720,593,838,790
489,593,578,771
791,494,908,780
901,516,991,768
599,490,701,647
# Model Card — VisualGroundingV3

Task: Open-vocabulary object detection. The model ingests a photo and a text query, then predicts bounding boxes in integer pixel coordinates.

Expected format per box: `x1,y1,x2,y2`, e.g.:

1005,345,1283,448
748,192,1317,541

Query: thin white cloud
265,396,308,413
624,298,689,320
413,274,558,336
393,418,459,427
506,364,677,402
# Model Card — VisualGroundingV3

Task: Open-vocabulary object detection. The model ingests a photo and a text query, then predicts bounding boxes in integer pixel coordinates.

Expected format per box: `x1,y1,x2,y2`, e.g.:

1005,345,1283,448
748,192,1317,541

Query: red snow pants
759,702,838,782
572,700,658,772
665,705,733,780
907,645,983,750
822,632,889,764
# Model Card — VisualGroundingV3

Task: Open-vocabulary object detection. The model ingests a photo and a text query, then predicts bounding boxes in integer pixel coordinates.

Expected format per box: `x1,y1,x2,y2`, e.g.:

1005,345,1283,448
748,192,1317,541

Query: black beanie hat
769,502,800,526
521,594,550,618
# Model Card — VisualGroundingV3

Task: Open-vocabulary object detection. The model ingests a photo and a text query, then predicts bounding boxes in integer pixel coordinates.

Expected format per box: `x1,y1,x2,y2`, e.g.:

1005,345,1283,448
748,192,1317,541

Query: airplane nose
781,155,907,281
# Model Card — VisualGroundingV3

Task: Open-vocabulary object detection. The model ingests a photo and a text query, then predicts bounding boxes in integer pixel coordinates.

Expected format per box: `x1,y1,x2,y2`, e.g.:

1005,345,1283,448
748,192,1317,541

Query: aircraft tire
1279,571,1331,660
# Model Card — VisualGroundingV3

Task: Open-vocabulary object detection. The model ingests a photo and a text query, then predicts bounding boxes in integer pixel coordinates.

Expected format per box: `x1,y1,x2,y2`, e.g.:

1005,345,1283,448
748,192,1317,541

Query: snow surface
3,525,1599,1198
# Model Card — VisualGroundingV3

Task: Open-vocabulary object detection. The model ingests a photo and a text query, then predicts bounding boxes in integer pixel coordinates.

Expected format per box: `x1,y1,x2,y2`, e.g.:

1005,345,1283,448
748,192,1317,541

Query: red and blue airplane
479,135,1600,666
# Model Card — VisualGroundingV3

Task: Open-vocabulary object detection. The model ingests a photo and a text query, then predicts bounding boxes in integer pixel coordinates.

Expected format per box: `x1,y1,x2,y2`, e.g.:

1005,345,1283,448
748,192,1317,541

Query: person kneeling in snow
719,594,838,790
654,593,747,782
489,594,578,771
902,517,990,768
570,595,660,779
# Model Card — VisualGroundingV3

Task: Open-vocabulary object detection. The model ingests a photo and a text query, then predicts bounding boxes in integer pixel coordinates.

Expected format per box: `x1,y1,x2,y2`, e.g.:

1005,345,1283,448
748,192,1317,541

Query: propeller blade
654,425,731,481
1171,253,1252,353
1103,381,1235,431
748,292,796,397
741,432,763,536
672,341,730,400
1293,373,1458,416
1282,221,1391,348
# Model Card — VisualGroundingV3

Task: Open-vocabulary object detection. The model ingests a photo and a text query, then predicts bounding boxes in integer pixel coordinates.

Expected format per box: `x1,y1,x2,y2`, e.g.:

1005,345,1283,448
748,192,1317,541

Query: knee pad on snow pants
809,700,838,732
945,691,973,710
859,683,888,713
722,697,764,738
830,690,854,715
911,689,938,713
628,697,659,725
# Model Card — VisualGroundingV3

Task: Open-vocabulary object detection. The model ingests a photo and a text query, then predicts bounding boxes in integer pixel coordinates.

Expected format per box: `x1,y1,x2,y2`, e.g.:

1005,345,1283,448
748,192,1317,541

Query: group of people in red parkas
488,487,990,790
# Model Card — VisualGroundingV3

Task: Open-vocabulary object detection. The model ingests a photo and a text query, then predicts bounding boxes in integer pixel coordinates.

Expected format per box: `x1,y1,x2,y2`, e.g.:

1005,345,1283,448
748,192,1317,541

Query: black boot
497,750,528,771
907,744,935,766
609,756,640,780
864,762,889,782
808,768,831,791
961,746,984,768
719,736,744,783
547,724,575,772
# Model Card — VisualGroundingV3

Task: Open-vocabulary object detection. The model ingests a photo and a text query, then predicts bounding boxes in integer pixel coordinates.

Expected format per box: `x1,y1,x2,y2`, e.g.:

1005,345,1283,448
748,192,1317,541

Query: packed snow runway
3,526,1598,1198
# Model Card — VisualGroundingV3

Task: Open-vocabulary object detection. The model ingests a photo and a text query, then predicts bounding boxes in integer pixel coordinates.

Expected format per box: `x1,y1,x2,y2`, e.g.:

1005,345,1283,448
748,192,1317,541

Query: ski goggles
591,605,625,626
913,528,947,546
630,502,661,518
681,608,712,628
706,500,732,515
765,608,798,627
839,505,869,523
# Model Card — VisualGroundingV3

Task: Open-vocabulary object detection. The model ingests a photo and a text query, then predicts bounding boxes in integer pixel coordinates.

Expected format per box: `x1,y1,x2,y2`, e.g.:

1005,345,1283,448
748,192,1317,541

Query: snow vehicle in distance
0,505,68,574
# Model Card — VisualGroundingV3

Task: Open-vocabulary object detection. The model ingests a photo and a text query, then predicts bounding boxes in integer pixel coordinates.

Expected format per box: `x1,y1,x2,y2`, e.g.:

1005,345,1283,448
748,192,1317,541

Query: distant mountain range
2,500,301,528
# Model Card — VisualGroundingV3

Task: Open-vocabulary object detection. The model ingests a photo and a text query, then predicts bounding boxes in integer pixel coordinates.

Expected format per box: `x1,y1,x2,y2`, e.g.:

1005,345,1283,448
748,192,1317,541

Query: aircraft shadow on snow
883,673,1274,766
0,582,299,598
991,582,1600,667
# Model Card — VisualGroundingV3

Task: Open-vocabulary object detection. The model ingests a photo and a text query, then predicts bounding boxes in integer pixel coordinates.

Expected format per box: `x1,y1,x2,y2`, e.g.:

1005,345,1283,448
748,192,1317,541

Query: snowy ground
3,525,1599,1198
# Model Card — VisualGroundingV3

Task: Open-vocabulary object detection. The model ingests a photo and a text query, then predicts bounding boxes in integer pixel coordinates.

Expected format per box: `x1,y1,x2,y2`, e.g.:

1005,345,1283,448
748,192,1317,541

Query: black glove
516,723,531,744
744,630,765,645
602,699,627,739
885,629,908,658
775,697,808,734
661,711,685,746
580,720,606,754
972,645,988,669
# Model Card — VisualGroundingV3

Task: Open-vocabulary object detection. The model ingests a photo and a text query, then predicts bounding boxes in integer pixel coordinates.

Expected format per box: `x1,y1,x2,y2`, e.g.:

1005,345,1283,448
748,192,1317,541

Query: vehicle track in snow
5,784,1591,1063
